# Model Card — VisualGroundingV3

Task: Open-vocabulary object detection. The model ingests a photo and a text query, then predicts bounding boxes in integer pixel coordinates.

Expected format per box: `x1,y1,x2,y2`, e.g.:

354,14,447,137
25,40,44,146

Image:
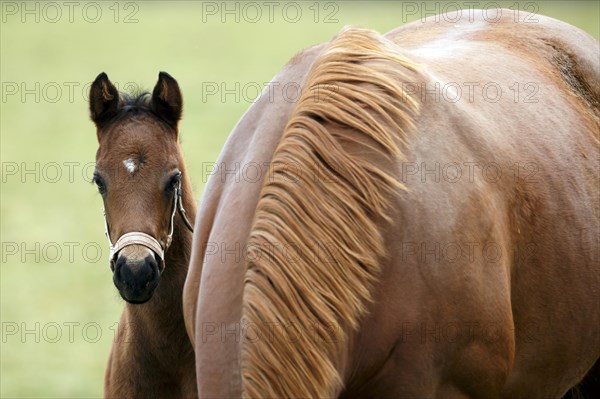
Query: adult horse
89,72,197,398
183,10,599,398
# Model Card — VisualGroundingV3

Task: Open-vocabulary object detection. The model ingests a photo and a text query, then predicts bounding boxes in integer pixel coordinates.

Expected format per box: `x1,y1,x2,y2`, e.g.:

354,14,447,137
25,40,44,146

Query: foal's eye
166,171,181,192
92,174,107,195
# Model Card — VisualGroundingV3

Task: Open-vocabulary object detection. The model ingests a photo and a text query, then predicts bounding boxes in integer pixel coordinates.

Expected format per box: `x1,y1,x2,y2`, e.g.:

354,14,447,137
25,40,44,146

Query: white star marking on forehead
123,158,137,174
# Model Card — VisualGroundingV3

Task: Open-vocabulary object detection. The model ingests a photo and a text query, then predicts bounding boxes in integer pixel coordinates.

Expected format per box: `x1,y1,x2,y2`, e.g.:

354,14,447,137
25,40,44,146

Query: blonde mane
242,27,419,398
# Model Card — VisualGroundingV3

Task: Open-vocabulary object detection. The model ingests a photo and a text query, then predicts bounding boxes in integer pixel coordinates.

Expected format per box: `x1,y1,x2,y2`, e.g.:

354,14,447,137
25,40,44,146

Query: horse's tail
241,26,419,398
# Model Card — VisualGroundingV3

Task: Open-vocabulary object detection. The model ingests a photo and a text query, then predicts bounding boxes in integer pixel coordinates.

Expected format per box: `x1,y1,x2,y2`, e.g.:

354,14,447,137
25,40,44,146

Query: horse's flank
241,27,420,398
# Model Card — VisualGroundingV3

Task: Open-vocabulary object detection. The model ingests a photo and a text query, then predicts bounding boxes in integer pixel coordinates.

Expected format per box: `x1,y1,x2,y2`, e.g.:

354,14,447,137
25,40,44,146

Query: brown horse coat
184,11,599,398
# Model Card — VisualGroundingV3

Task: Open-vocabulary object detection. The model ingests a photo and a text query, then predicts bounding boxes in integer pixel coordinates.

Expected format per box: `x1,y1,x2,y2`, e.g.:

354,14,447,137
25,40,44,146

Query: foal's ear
89,72,120,129
151,72,183,128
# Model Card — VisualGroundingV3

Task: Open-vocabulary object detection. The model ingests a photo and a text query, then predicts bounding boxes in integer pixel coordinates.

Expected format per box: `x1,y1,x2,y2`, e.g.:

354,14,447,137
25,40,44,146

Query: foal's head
90,72,186,304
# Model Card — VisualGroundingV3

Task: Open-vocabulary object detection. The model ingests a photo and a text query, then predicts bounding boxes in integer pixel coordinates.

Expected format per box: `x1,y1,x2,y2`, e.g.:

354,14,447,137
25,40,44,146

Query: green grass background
1,1,598,397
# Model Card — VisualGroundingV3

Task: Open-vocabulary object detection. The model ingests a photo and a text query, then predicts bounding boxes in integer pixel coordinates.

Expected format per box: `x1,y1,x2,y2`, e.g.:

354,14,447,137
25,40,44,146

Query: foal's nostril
113,255,126,281
146,255,159,275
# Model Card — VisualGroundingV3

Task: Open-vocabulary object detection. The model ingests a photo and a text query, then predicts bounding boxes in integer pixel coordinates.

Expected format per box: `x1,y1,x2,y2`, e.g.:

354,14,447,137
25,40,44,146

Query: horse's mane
241,27,419,398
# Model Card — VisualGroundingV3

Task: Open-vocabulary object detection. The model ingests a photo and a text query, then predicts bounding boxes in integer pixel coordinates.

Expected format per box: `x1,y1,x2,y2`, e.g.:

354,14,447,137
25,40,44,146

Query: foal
89,72,197,398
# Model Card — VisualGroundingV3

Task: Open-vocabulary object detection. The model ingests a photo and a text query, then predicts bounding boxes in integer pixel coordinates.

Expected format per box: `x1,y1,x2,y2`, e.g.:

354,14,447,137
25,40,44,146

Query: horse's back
386,10,599,95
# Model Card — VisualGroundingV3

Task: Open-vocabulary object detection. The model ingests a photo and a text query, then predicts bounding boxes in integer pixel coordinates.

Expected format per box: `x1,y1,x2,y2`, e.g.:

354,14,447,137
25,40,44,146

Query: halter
102,178,194,271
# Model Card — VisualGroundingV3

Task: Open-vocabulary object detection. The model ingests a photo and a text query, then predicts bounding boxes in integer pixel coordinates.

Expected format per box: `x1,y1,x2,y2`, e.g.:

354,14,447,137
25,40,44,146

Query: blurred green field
1,1,598,397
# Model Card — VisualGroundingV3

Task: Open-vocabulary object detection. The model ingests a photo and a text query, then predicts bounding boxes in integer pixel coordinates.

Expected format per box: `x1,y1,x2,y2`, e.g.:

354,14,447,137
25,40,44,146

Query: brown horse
89,72,197,398
183,10,599,399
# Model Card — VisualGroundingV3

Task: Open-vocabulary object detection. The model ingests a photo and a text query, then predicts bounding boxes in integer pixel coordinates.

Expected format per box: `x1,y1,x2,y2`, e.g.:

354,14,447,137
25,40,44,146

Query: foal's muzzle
113,247,160,304
108,232,166,304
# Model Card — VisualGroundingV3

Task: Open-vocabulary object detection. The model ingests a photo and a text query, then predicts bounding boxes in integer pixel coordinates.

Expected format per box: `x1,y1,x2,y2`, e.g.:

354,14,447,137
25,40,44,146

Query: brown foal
89,72,197,398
